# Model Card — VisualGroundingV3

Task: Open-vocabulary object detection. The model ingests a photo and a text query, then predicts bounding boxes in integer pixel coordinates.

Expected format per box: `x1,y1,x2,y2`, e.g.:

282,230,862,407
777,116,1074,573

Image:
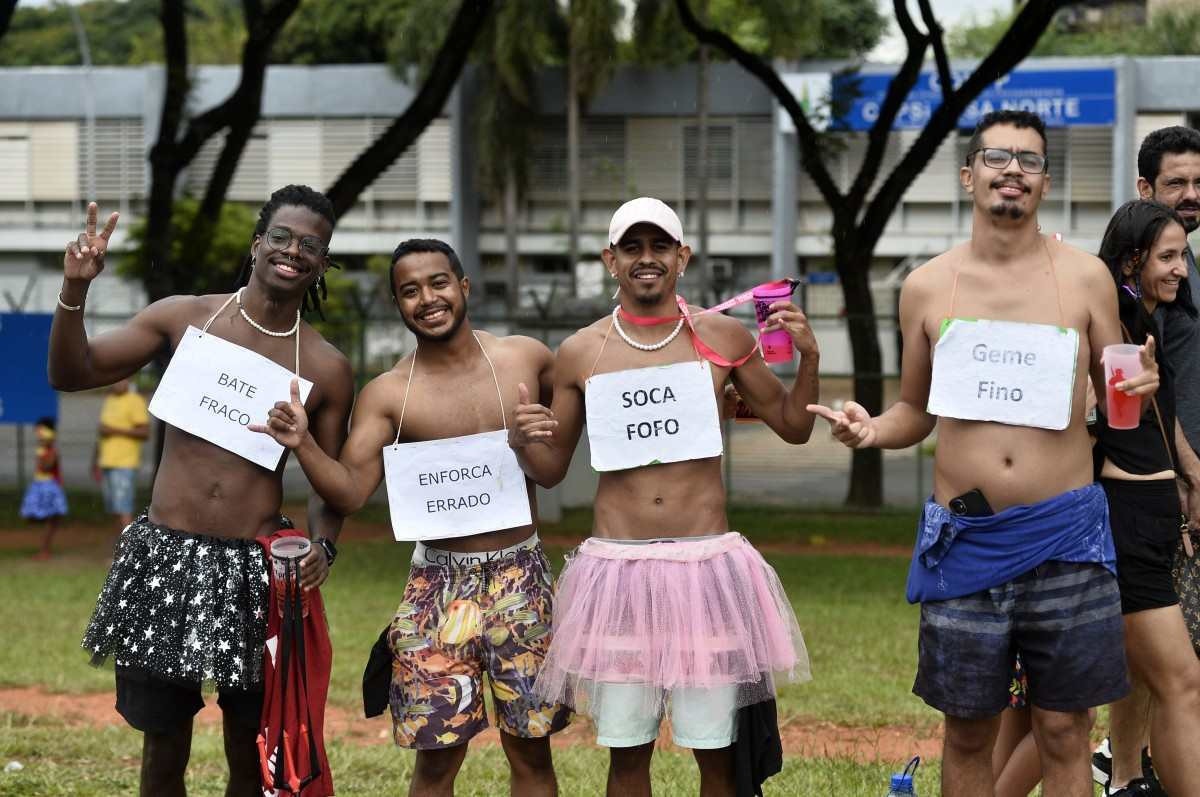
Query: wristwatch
315,537,337,566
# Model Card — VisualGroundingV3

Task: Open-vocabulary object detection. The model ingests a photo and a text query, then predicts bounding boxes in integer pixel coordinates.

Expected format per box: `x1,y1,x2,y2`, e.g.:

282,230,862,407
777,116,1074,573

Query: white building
1,56,1196,373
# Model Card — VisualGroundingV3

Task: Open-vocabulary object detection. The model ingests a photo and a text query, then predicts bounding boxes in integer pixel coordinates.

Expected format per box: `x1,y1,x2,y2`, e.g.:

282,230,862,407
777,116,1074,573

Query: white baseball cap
608,197,684,246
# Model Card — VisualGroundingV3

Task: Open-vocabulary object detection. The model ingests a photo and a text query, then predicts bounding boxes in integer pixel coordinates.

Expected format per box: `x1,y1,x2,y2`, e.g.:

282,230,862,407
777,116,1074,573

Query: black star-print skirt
81,513,286,690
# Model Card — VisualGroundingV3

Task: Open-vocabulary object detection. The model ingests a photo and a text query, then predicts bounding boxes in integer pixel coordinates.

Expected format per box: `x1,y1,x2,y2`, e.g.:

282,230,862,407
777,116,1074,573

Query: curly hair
232,185,338,318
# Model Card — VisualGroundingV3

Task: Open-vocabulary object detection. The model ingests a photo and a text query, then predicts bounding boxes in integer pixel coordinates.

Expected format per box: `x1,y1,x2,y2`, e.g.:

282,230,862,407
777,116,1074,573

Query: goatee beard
633,290,664,306
989,202,1025,220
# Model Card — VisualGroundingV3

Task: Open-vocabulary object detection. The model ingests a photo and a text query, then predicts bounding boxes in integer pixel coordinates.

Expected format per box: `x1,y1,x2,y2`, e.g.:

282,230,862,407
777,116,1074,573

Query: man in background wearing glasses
50,184,353,796
809,110,1158,796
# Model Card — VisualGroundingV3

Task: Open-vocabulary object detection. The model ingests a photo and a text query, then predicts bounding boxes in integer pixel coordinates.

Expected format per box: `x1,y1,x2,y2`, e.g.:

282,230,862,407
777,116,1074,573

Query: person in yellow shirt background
94,379,149,529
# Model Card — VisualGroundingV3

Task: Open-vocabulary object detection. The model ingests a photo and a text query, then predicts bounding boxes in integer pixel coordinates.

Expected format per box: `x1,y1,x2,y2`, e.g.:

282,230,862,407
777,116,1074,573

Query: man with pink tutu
509,197,818,795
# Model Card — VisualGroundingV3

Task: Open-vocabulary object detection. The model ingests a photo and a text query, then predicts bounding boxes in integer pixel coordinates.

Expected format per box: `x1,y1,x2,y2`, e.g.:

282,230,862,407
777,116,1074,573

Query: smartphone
949,488,994,517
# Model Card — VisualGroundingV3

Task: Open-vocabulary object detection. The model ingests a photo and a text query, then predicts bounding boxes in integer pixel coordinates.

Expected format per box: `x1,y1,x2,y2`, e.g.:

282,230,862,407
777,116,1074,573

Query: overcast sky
872,0,1013,62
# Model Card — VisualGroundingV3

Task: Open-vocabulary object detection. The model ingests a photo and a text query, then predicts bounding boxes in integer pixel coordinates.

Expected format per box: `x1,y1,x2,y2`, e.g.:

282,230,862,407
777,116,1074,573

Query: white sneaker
1092,736,1112,786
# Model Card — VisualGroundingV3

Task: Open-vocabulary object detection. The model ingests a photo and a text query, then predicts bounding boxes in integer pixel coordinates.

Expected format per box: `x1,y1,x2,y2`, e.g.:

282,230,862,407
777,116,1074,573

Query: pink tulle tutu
534,532,810,717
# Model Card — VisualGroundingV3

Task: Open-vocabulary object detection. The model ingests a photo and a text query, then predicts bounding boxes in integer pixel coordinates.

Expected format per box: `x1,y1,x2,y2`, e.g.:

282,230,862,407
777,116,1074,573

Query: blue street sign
833,68,1116,132
0,313,57,424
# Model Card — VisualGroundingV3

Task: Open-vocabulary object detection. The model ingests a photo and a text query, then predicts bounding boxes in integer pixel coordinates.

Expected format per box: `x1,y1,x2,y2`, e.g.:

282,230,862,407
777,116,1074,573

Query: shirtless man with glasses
53,185,353,797
810,110,1159,797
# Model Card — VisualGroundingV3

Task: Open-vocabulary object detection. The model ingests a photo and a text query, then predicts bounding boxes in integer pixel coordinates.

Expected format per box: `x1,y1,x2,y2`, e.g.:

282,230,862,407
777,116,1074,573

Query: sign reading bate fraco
0,313,57,424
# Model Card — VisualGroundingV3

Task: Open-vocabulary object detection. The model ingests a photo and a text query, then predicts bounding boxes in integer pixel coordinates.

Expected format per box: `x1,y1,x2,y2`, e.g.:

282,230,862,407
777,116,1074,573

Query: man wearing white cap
509,197,820,794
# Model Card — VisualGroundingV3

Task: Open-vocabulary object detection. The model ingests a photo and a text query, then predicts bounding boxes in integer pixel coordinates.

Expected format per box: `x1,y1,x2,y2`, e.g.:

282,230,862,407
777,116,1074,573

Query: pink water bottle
753,282,797,364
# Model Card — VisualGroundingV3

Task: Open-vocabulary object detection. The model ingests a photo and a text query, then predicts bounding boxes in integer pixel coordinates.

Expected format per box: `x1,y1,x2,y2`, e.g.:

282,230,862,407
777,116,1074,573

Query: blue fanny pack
906,482,1115,603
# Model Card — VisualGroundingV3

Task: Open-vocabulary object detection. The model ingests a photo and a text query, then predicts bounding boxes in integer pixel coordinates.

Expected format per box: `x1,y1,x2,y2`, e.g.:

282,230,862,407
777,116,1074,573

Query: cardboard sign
927,318,1078,430
382,429,532,542
585,361,723,471
148,326,313,469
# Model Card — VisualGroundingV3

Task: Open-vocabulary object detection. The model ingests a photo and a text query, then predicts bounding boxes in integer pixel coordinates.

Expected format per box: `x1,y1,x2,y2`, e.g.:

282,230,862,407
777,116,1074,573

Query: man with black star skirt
50,186,353,797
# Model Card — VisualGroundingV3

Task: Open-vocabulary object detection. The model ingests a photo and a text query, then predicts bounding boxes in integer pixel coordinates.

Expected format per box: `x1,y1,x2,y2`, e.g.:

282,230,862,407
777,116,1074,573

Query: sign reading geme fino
927,318,1079,431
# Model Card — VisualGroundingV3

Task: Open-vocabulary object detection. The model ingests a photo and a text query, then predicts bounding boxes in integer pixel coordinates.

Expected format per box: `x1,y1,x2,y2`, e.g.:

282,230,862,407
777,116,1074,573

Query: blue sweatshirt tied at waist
906,482,1115,604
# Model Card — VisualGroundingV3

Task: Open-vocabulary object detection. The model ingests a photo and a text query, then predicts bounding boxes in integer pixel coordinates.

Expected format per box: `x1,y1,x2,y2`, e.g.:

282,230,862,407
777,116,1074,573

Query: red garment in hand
256,530,335,796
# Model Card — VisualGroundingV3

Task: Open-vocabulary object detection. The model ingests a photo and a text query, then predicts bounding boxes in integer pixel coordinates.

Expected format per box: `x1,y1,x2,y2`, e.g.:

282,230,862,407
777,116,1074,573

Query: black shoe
1094,737,1112,786
1107,778,1157,796
1140,747,1168,797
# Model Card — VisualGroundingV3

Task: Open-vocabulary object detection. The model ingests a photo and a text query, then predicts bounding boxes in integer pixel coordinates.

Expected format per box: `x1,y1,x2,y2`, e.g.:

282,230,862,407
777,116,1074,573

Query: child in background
20,417,68,559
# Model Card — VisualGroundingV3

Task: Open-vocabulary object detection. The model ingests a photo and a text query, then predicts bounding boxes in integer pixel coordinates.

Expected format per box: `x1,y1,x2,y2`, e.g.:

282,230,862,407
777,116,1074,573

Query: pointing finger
518,382,530,405
290,377,302,406
806,404,843,424
86,202,98,237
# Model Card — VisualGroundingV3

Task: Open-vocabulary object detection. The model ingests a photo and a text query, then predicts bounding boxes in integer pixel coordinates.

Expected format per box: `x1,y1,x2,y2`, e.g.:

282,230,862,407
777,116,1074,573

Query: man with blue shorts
810,110,1159,796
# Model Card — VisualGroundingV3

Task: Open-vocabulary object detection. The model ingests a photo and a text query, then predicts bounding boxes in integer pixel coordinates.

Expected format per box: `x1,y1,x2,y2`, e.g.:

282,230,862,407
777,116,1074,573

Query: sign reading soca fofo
586,361,723,472
830,67,1116,131
148,326,313,469
382,429,532,542
927,319,1079,431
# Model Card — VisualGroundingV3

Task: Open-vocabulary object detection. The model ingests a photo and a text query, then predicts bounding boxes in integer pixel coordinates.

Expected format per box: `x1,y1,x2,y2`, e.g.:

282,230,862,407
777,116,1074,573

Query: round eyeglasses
264,226,328,259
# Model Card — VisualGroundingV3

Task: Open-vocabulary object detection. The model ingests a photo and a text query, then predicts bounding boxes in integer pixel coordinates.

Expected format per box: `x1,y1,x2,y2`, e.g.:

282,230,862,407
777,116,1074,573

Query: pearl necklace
611,306,685,352
236,287,300,338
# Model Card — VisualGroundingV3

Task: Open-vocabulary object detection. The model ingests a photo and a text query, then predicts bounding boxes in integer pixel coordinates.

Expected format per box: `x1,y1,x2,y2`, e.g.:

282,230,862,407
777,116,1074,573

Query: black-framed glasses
967,148,1048,174
263,226,328,259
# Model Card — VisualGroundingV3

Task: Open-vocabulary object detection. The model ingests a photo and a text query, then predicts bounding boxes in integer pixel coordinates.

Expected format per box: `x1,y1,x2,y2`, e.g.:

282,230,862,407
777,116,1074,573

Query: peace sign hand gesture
64,202,120,283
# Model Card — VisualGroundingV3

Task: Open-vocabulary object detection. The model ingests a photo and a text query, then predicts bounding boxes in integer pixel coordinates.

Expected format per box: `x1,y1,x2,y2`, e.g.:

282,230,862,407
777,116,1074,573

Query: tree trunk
566,37,581,297
504,163,520,314
695,39,709,300
838,245,884,507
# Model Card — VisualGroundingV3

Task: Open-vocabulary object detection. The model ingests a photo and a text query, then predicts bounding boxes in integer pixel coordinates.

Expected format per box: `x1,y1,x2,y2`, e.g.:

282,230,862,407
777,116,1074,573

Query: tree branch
844,15,928,211
143,0,190,299
892,0,921,46
172,0,298,170
324,0,495,219
0,0,19,42
916,0,953,105
182,0,300,255
858,0,1074,251
672,0,843,212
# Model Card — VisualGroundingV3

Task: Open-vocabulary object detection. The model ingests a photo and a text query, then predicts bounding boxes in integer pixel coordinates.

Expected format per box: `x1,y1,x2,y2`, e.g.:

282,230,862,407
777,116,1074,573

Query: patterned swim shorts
388,537,570,749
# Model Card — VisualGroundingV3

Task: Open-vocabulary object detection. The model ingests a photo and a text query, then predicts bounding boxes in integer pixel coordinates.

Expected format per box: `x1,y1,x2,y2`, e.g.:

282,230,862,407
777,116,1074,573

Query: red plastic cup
753,283,796,364
1103,344,1142,430
270,537,310,617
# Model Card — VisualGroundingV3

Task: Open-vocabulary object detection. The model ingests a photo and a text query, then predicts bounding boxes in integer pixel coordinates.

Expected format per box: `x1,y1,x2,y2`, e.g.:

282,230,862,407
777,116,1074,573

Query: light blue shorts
591,681,739,749
101,468,136,516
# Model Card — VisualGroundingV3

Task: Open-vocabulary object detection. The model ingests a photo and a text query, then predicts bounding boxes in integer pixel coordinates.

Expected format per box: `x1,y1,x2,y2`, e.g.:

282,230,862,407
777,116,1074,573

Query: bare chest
396,359,538,443
927,271,1085,343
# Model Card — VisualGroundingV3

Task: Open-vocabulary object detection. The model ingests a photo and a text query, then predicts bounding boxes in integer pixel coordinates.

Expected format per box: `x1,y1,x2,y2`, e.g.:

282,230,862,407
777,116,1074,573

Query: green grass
0,717,940,796
0,537,933,729
0,510,944,794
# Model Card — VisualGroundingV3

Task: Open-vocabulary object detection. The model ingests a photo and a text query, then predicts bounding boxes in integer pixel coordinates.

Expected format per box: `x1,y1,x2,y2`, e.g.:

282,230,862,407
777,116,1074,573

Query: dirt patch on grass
0,685,940,764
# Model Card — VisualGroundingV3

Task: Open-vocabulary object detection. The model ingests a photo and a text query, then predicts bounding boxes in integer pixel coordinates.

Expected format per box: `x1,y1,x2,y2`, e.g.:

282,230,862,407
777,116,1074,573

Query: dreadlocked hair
232,185,339,319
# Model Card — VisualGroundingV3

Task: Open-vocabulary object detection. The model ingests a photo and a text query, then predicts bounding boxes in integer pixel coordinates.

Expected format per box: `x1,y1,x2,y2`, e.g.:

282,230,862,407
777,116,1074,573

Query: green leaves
121,197,257,296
